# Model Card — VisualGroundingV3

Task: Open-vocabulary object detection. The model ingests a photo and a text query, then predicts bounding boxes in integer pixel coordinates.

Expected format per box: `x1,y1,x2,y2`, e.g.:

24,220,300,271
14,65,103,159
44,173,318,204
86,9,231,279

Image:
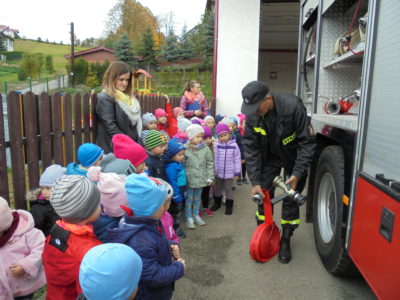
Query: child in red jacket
42,175,102,300
154,95,184,138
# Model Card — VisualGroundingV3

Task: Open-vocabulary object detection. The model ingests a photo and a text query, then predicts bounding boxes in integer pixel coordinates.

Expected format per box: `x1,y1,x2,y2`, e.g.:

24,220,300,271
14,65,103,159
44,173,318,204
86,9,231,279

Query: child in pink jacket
0,197,46,300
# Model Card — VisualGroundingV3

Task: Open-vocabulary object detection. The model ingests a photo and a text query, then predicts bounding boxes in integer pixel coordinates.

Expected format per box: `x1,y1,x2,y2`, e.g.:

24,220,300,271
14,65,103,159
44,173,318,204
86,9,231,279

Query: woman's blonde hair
182,80,200,95
102,61,133,97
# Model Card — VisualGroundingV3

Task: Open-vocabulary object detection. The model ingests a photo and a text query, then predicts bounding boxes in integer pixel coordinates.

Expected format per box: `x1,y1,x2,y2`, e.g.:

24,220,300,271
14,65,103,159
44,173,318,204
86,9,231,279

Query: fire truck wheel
313,145,358,276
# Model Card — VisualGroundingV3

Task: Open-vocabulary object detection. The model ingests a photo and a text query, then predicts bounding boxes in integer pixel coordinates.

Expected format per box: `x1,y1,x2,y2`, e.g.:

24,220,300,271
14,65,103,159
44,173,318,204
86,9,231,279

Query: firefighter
241,81,316,264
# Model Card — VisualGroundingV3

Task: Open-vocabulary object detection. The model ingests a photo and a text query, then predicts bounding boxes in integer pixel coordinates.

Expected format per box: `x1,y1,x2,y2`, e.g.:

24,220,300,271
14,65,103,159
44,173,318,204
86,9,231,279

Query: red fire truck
296,0,400,298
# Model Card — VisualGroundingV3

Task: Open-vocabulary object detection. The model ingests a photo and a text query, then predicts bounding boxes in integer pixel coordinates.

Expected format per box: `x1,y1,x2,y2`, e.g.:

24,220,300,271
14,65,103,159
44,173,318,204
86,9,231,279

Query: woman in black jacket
96,61,142,153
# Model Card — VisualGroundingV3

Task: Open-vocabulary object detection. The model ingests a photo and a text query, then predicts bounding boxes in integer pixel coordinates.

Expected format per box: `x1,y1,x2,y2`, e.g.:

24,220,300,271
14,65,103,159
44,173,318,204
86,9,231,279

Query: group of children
0,97,248,300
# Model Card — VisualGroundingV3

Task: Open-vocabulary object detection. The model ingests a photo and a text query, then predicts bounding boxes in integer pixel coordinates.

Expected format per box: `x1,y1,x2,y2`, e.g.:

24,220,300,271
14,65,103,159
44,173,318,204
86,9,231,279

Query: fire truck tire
313,145,358,276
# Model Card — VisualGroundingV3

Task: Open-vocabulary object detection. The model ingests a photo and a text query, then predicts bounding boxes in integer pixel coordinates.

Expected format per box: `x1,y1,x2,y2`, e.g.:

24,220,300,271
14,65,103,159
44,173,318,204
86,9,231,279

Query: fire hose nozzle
272,176,306,206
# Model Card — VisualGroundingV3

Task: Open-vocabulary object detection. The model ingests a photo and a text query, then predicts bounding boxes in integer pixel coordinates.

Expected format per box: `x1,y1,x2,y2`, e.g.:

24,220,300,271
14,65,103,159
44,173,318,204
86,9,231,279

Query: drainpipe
212,0,219,115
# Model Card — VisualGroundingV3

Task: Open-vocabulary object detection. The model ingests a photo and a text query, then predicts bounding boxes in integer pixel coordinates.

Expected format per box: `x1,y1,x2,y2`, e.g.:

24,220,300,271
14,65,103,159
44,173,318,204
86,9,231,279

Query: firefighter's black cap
241,81,270,115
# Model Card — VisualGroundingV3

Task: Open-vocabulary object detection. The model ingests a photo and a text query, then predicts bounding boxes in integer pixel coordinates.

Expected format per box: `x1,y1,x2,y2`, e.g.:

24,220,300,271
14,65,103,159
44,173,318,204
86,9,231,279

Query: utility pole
70,22,75,88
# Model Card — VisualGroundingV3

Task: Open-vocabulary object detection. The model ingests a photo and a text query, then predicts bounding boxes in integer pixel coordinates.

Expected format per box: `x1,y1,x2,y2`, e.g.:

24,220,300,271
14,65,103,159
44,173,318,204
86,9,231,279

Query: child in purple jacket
211,123,242,215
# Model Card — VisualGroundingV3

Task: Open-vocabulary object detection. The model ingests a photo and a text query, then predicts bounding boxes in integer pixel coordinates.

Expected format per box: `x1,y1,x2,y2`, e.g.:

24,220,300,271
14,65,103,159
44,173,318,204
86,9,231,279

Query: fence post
28,77,32,91
46,77,49,92
62,76,65,89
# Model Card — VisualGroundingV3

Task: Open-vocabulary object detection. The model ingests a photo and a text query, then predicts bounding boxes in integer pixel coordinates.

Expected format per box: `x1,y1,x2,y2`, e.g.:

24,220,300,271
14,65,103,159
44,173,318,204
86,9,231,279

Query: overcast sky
0,0,207,44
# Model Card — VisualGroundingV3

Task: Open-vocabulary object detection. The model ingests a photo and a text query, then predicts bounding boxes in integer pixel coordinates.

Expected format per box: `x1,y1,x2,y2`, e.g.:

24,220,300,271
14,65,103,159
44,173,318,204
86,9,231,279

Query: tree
162,28,180,62
45,55,55,73
113,33,137,68
21,53,39,78
179,24,194,61
93,60,110,83
37,37,42,42
199,10,215,69
74,58,89,84
139,27,157,71
86,63,99,88
104,0,164,51
0,34,6,51
35,53,44,79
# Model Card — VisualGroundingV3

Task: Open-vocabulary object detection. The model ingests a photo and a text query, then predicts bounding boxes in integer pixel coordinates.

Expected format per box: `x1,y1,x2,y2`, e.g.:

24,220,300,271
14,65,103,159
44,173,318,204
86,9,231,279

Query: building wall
79,51,116,63
216,0,260,116
258,51,298,94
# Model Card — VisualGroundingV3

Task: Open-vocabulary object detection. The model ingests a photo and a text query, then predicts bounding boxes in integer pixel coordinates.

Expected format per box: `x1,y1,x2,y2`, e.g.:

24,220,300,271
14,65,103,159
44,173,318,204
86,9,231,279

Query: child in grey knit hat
140,113,157,146
42,175,102,299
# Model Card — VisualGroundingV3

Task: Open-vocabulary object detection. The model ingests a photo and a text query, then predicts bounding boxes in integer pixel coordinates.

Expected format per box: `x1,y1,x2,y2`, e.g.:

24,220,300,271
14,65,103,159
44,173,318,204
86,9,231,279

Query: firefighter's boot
211,196,222,211
278,227,293,264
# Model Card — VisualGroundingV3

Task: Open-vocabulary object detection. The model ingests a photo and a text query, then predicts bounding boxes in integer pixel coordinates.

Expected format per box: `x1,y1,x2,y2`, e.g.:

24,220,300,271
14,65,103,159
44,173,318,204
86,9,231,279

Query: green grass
0,64,19,83
14,39,89,73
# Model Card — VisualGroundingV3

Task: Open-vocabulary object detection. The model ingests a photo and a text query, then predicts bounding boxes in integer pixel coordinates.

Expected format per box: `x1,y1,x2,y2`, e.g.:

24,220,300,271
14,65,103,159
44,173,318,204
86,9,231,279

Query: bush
18,68,27,80
74,58,89,84
0,51,24,61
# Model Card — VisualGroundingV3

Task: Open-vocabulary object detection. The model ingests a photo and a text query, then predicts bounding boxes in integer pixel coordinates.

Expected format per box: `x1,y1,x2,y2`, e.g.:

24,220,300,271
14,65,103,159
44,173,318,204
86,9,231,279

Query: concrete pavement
173,183,376,300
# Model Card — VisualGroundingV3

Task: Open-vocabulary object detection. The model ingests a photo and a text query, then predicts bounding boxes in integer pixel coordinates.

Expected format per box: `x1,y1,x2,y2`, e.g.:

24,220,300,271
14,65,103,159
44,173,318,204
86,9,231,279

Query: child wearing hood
87,166,129,243
211,123,242,215
165,139,187,238
158,179,180,244
0,197,46,300
28,164,66,236
42,175,102,300
78,243,142,300
66,143,104,177
184,124,214,229
108,174,185,300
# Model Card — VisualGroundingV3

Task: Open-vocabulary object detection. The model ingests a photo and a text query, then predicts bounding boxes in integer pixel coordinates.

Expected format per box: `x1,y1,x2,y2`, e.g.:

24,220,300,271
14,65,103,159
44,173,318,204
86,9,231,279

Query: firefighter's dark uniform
243,92,316,228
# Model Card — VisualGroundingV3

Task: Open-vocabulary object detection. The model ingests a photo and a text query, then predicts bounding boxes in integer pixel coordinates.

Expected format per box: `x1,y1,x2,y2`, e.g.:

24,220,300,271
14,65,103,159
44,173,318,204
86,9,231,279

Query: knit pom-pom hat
87,166,127,217
154,108,167,120
216,123,231,136
186,124,205,140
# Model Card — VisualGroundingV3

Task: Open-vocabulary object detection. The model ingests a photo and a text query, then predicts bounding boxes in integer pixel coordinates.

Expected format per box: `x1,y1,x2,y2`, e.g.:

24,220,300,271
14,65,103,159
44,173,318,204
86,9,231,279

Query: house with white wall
211,0,299,116
0,25,20,51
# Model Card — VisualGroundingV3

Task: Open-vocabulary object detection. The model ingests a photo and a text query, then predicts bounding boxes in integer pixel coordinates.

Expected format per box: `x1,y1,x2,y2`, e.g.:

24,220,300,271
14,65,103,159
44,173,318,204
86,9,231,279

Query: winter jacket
42,220,101,300
184,143,214,188
27,188,60,237
96,92,141,153
145,152,167,181
91,214,120,243
165,161,186,204
156,103,178,138
0,210,46,300
180,92,209,118
214,139,242,179
232,129,244,159
160,212,180,244
66,163,88,177
243,92,316,186
108,216,184,300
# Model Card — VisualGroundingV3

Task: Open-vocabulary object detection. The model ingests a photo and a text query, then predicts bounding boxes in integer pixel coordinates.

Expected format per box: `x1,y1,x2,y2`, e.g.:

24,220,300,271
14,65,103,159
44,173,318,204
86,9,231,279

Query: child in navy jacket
108,174,185,300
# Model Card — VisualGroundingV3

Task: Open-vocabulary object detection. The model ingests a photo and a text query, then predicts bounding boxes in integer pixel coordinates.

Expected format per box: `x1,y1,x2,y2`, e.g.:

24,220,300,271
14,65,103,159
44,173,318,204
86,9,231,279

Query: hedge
0,51,24,61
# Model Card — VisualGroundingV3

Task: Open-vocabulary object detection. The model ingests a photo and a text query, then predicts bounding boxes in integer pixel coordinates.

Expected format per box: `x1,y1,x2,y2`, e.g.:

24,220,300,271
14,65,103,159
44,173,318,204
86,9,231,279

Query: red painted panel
349,177,400,300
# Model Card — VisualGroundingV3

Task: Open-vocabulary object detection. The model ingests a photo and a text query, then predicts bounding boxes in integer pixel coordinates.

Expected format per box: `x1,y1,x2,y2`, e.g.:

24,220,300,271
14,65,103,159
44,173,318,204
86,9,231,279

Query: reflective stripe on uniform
256,210,265,220
253,127,267,135
282,132,296,145
280,218,300,225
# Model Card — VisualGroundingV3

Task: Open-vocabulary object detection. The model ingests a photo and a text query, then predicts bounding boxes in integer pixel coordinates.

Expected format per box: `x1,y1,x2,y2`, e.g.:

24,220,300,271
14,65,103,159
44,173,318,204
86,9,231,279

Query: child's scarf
184,91,205,105
0,212,19,247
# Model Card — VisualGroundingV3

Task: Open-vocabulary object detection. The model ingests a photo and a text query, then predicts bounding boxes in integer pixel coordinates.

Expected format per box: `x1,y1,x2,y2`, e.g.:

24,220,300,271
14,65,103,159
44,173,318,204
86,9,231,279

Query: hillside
14,39,89,73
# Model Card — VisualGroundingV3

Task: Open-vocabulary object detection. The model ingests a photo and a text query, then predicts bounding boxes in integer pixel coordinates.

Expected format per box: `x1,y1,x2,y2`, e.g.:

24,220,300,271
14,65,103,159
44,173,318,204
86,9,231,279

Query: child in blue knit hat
78,243,142,300
66,143,104,177
165,139,187,238
108,174,185,300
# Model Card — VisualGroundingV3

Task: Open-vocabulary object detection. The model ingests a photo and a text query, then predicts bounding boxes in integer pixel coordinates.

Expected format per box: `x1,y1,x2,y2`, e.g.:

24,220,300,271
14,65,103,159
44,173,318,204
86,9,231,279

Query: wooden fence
0,92,184,209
